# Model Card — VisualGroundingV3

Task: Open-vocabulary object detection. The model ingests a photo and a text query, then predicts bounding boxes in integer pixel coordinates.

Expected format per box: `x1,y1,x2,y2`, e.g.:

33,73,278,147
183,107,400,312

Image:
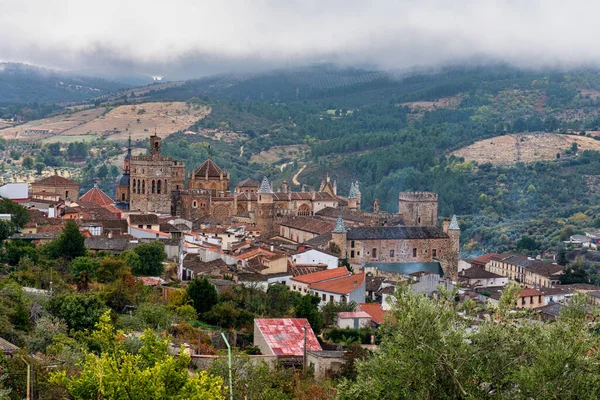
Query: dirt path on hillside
292,164,306,185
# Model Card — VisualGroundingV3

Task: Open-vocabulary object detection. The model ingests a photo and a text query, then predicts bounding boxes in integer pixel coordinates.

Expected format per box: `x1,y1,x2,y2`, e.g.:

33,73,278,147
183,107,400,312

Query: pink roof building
254,318,322,357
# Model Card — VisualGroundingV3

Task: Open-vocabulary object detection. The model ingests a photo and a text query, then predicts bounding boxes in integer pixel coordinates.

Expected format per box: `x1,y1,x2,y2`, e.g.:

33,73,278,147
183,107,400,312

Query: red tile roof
518,288,543,297
310,273,365,295
472,253,500,265
80,186,113,207
291,266,349,284
358,303,387,325
32,175,79,186
194,159,222,178
254,318,322,356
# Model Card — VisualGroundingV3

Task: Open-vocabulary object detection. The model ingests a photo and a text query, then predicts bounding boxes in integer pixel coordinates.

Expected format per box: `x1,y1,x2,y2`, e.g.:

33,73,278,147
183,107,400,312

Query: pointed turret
257,176,273,194
333,213,347,233
449,215,460,230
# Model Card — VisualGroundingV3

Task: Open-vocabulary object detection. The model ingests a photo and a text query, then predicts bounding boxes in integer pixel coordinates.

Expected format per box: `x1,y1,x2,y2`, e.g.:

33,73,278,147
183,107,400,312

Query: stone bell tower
256,177,275,237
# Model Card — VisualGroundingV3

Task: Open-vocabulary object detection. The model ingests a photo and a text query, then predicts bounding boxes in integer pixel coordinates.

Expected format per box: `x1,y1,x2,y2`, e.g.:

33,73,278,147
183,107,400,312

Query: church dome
116,173,130,187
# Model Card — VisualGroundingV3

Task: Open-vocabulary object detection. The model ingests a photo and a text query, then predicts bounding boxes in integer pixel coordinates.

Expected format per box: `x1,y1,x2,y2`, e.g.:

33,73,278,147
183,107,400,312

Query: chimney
282,180,288,193
270,245,274,252
108,231,113,239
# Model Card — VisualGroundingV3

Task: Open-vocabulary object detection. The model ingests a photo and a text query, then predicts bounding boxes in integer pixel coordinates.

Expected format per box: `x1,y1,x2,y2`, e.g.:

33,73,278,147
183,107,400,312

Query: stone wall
347,237,450,265
398,192,438,226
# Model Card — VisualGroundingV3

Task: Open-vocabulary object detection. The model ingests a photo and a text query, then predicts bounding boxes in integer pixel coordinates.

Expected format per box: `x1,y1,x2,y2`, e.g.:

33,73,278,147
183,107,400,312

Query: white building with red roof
254,318,322,357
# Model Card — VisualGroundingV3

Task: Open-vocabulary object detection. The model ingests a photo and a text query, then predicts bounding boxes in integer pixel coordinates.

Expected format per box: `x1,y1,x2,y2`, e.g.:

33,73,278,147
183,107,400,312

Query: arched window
121,193,125,201
133,180,136,193
157,180,161,194
152,180,156,194
142,180,145,194
298,204,311,216
137,179,141,194
164,179,167,192
193,201,197,208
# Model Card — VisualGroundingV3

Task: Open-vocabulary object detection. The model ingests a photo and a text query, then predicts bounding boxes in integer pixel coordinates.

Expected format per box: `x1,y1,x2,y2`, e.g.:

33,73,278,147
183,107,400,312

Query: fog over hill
2,1,600,80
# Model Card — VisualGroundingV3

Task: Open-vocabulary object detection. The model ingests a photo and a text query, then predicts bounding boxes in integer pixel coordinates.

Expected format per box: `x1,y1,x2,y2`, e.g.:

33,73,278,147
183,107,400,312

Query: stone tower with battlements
398,192,438,226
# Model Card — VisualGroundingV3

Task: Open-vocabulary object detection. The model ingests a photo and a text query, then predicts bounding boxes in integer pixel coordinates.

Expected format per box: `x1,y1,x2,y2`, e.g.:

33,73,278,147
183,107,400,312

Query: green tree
119,250,142,272
97,164,108,179
96,256,129,283
133,241,166,275
0,197,29,229
34,162,45,175
71,257,99,292
337,285,600,399
293,294,323,334
50,312,224,399
46,292,108,331
265,284,293,318
187,278,218,316
516,235,538,251
22,155,34,169
560,256,589,284
49,221,86,260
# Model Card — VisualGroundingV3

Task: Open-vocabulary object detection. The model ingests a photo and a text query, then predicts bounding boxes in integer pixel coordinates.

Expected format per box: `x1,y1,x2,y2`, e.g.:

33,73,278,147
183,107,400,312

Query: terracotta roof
80,186,113,207
194,158,223,178
32,175,79,186
291,267,349,284
310,273,365,295
518,288,543,297
471,253,500,265
357,303,387,325
254,318,322,356
280,217,335,235
347,226,449,240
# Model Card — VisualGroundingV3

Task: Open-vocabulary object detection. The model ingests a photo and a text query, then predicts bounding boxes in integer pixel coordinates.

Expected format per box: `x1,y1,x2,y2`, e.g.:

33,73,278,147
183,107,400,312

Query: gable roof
32,175,79,187
194,158,223,178
291,266,349,284
0,337,19,355
347,226,449,240
310,272,365,295
280,217,335,235
459,267,505,280
358,303,387,325
338,311,371,319
254,318,322,356
526,262,564,277
80,185,113,207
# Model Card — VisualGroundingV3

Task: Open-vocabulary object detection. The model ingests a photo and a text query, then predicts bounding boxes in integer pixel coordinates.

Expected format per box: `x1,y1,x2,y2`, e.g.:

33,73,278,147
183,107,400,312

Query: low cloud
1,0,599,79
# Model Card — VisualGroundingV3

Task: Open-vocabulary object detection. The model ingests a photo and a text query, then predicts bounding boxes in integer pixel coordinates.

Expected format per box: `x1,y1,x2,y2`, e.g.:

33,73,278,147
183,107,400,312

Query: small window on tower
390,249,395,258
412,248,417,257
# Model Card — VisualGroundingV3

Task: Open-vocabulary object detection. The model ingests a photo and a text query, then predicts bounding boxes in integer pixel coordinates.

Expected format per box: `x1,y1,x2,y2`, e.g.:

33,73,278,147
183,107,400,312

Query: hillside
0,102,210,142
0,62,127,103
452,133,600,165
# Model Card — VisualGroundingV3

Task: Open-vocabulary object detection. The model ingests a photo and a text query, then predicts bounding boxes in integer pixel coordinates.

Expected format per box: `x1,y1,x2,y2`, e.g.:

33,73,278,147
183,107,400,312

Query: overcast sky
1,0,598,79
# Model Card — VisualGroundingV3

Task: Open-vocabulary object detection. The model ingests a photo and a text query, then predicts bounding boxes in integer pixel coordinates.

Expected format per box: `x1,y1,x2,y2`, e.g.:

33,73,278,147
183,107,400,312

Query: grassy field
452,133,600,165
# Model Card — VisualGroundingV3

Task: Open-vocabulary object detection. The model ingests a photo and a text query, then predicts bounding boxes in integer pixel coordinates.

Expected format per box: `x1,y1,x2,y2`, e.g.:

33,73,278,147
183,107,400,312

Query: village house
336,311,371,329
458,267,508,289
517,288,545,309
31,174,80,201
485,254,563,287
290,267,350,295
253,318,322,357
291,247,339,270
309,272,366,306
